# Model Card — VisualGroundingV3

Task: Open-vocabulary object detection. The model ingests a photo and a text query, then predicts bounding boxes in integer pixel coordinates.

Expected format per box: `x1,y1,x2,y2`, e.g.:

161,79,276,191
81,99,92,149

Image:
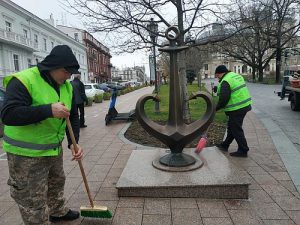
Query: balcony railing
0,28,34,50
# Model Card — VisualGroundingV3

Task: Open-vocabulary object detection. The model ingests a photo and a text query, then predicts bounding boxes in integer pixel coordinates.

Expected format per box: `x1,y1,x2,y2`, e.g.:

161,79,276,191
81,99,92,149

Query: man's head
215,65,228,80
38,45,80,85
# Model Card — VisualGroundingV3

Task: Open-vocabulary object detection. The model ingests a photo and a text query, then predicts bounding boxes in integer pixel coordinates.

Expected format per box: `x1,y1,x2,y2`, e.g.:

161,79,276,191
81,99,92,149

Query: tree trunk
258,66,264,82
252,67,256,82
178,51,191,123
275,47,282,84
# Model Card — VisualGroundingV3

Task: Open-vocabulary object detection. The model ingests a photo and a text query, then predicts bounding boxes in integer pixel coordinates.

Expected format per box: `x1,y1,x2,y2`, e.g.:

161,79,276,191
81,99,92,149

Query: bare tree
64,0,228,122
263,0,300,83
216,0,300,82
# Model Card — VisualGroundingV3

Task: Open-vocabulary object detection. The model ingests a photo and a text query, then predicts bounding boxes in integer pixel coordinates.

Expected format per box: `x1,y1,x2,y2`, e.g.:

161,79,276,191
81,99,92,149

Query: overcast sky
11,0,150,75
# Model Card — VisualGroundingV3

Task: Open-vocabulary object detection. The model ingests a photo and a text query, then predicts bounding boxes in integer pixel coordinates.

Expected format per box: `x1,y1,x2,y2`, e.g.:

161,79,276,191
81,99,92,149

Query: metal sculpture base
153,155,203,172
159,153,196,167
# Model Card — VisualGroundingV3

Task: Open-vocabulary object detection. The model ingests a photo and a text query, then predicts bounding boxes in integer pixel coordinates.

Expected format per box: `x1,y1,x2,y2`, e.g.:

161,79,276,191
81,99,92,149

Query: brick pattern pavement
0,87,300,225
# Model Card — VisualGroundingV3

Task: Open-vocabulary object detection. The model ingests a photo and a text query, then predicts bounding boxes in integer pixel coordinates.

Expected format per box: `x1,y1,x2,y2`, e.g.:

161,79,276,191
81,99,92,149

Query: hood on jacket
37,45,80,74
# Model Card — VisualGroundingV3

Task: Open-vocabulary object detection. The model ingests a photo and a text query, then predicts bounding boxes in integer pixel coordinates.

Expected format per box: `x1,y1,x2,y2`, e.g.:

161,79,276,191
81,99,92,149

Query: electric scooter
105,86,135,125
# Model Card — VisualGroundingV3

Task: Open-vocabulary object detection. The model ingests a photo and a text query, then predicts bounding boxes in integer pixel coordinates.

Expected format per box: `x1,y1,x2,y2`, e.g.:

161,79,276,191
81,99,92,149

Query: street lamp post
147,18,160,112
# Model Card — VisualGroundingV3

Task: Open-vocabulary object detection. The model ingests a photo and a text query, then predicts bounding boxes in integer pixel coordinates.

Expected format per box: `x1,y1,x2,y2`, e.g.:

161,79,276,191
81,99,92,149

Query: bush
94,94,103,103
85,97,93,107
103,92,111,100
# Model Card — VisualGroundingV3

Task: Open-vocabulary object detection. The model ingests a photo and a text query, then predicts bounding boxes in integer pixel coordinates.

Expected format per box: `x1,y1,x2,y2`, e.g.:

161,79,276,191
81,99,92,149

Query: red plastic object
195,136,207,153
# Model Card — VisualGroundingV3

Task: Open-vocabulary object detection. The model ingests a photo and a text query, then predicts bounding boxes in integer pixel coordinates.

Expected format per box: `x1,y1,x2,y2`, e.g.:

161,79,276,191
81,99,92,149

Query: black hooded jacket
1,45,80,146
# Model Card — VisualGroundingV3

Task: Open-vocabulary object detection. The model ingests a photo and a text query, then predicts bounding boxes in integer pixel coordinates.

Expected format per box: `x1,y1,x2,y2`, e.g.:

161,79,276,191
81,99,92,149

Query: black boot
49,209,80,223
215,143,229,152
229,151,248,157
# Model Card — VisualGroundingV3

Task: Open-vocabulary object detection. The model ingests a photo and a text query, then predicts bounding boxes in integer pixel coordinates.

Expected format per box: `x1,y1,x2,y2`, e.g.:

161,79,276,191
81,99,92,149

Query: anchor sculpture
136,26,215,167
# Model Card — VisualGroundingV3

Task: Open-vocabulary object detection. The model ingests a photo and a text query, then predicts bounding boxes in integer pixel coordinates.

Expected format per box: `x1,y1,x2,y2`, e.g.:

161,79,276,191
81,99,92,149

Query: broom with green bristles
66,117,112,218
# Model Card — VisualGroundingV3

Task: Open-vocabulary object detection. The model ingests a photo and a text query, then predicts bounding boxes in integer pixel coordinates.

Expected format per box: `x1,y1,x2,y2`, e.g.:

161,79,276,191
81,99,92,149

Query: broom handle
66,117,94,208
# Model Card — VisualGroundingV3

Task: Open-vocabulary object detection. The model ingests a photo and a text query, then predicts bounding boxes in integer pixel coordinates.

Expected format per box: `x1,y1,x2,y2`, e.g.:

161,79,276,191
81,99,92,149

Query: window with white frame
34,34,38,45
23,29,28,38
5,21,12,31
74,33,79,41
13,54,19,71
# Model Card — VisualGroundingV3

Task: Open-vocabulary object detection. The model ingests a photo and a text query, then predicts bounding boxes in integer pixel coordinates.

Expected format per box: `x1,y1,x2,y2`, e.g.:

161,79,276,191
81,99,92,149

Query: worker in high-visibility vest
214,65,252,157
1,45,83,224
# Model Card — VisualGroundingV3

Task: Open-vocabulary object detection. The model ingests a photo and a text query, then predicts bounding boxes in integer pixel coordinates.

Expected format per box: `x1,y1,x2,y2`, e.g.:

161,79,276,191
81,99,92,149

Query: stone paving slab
0,86,300,224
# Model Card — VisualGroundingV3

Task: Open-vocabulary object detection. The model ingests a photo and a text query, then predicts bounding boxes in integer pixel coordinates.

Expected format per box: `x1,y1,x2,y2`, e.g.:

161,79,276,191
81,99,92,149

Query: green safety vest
2,67,73,157
217,72,252,112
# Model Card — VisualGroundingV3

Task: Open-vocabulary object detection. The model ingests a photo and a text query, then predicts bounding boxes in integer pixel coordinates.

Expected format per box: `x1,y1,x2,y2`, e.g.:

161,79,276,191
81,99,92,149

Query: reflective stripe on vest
3,67,72,157
3,135,61,150
225,97,252,109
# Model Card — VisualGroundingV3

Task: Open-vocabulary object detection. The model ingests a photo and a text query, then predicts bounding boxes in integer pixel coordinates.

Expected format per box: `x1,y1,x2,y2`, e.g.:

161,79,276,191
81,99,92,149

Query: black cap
215,65,228,74
65,66,80,74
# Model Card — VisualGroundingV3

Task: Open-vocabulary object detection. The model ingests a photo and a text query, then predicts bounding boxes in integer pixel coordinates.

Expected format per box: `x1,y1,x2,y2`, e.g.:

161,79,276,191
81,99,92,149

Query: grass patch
144,84,227,124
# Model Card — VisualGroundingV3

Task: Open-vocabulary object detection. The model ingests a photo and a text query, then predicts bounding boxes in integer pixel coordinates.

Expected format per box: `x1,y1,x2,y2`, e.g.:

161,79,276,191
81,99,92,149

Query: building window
43,38,47,51
23,29,28,38
13,54,19,71
51,41,54,49
34,34,38,45
36,58,39,64
27,58,32,68
5,21,12,31
204,64,208,70
74,33,79,41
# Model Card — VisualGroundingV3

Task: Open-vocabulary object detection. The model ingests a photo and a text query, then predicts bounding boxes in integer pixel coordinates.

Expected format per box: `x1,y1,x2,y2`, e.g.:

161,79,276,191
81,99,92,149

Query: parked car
97,83,111,92
84,83,104,100
0,87,5,137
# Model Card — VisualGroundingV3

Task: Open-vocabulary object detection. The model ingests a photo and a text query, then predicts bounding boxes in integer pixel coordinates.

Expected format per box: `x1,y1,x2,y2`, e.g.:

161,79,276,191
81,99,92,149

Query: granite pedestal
116,147,249,199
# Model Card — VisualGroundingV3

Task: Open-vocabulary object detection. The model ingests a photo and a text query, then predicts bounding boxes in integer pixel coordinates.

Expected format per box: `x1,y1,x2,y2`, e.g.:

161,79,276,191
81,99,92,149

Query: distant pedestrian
1,45,83,224
214,65,252,157
71,74,88,128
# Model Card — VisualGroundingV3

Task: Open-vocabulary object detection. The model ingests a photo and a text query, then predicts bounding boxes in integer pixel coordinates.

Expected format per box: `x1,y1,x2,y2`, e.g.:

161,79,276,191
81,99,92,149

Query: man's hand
51,102,70,118
70,144,83,161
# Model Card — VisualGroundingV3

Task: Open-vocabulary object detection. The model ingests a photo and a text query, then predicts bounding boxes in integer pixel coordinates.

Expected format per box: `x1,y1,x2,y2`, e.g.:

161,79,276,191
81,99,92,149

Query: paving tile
95,188,119,201
286,210,300,225
142,214,172,225
143,198,171,215
261,184,293,197
273,196,300,210
253,202,289,220
118,197,144,208
102,177,119,188
269,172,291,181
112,207,143,225
262,219,296,225
172,208,203,225
0,204,23,225
252,174,279,185
197,200,229,217
223,199,252,210
228,209,264,225
246,166,268,175
202,217,233,225
279,180,298,192
249,189,274,203
171,198,198,209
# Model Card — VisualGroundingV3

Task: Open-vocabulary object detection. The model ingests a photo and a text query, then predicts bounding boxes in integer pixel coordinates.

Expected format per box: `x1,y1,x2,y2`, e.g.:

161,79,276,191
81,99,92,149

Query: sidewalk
0,86,300,225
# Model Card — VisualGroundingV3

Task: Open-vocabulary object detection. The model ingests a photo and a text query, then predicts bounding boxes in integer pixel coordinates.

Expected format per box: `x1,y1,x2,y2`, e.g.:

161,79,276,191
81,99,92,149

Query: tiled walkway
0,86,300,225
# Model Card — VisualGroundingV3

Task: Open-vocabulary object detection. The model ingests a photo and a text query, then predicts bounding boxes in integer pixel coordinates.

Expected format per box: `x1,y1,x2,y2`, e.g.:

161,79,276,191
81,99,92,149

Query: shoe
229,151,248,157
215,143,228,152
80,125,87,128
49,209,80,223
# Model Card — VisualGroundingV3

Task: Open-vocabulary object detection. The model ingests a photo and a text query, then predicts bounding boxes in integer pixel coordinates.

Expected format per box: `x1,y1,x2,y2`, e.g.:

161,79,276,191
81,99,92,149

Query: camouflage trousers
7,152,69,225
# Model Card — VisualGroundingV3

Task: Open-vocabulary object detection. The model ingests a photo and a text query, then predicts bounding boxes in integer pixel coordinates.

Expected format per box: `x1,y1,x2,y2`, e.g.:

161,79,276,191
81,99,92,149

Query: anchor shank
168,51,183,127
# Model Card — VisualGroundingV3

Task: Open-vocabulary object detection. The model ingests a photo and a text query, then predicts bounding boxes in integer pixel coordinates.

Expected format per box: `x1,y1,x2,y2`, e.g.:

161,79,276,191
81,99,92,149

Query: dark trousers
223,109,249,153
77,103,85,126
